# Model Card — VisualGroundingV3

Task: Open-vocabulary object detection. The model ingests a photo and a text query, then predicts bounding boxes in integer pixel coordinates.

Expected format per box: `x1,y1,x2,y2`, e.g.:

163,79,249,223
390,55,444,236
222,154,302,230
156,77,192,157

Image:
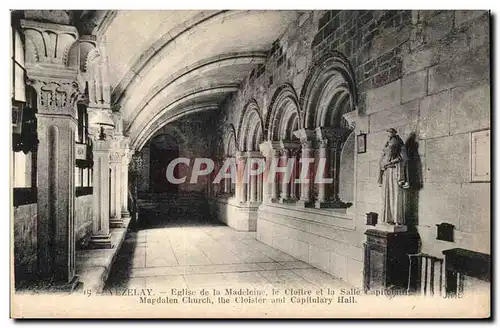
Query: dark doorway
149,134,180,194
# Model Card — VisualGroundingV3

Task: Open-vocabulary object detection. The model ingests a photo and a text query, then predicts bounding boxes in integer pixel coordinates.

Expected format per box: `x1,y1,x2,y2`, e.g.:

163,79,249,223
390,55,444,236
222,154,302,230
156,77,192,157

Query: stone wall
215,10,490,286
208,197,259,231
75,194,93,248
13,203,37,284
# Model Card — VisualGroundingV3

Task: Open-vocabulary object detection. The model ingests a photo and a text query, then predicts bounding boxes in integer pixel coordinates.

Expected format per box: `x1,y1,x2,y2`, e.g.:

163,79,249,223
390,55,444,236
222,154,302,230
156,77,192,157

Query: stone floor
104,214,352,292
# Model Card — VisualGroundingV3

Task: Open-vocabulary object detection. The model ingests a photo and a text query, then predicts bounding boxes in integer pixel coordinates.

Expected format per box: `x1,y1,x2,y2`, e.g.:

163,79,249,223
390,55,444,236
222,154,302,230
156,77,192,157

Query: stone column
235,151,246,203
121,147,131,218
30,77,80,286
314,127,352,208
246,152,261,204
279,148,291,203
224,164,231,194
293,129,315,208
22,18,81,288
315,138,329,208
298,141,313,207
289,148,300,201
89,133,113,248
109,147,124,228
270,148,280,202
257,168,263,202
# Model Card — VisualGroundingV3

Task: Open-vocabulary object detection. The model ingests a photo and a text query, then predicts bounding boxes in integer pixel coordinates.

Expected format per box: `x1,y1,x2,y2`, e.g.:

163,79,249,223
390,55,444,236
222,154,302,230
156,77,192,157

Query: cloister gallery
11,10,490,295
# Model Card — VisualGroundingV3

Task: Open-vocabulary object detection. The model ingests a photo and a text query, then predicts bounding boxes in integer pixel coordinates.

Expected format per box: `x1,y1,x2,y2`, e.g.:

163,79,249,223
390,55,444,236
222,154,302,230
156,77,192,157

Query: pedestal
363,228,419,292
89,233,113,249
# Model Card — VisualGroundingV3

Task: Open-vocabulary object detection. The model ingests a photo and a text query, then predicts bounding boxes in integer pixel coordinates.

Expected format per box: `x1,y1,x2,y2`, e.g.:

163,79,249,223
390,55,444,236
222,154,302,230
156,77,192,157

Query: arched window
266,84,302,203
300,52,357,207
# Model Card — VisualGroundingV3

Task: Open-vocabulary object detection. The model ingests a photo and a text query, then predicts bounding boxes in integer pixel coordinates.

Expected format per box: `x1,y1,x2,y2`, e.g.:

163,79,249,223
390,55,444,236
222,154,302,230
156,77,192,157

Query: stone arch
300,51,357,129
151,125,187,147
237,99,264,151
223,124,238,157
266,83,301,141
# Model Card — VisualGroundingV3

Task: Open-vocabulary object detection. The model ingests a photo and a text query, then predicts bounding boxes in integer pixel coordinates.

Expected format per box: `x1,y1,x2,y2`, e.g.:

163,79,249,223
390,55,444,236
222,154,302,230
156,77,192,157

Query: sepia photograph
8,8,491,319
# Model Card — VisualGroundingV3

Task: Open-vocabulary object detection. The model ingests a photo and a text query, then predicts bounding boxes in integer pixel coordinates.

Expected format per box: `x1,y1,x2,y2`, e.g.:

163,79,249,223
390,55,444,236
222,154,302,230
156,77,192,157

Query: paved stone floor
104,214,351,292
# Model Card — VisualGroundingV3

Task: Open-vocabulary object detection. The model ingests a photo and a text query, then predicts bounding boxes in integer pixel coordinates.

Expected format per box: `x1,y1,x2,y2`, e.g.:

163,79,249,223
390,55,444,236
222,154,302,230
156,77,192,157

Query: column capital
258,140,281,157
109,150,124,163
27,78,81,117
314,127,352,149
92,137,112,152
20,19,79,68
235,151,247,159
245,151,263,158
293,128,315,143
280,140,300,150
301,140,314,150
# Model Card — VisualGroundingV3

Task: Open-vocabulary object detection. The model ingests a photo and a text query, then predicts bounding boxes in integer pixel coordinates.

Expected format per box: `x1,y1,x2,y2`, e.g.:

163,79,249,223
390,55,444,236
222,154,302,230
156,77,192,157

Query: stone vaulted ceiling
97,10,300,149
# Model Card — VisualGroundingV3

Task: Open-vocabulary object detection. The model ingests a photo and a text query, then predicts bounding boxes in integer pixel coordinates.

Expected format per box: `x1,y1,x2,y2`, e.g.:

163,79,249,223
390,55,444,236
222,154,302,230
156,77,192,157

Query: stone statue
378,128,409,225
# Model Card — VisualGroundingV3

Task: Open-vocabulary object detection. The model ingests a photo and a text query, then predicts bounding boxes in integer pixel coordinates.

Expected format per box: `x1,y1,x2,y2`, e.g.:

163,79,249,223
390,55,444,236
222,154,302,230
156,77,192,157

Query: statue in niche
378,128,409,225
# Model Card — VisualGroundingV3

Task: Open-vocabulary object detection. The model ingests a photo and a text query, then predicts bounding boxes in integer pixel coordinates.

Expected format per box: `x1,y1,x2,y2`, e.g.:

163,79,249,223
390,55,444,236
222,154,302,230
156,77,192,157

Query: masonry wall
75,194,93,248
217,10,490,287
13,203,37,284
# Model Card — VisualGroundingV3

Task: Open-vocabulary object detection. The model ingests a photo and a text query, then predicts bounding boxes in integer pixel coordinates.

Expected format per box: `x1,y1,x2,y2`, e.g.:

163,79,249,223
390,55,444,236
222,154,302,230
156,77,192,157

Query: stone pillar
293,129,315,208
31,78,80,286
246,152,262,204
121,148,131,218
289,148,300,201
21,18,81,288
235,152,246,203
314,127,352,209
224,167,231,194
257,168,263,202
315,138,329,208
279,148,291,203
270,148,280,202
90,134,113,248
298,141,313,207
109,148,124,228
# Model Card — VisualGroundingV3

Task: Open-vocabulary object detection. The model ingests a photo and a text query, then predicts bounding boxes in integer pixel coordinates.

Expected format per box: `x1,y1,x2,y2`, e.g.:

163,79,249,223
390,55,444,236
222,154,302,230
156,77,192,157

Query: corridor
105,215,352,292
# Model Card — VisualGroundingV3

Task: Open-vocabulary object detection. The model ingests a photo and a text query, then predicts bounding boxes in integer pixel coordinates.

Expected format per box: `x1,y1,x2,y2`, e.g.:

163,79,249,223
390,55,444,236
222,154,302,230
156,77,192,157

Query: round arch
299,51,358,129
237,99,264,151
266,83,301,141
223,123,238,157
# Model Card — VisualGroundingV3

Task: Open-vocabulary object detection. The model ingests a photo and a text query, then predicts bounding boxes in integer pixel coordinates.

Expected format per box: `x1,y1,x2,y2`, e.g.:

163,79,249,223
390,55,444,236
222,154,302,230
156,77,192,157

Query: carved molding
315,127,351,149
109,151,124,163
27,78,81,117
20,19,79,68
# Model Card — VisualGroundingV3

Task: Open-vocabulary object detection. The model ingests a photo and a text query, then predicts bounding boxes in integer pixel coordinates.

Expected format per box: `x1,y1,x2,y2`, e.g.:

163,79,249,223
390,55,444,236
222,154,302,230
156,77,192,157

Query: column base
110,217,125,228
296,199,313,208
279,197,296,204
51,275,81,292
121,210,131,218
89,233,114,249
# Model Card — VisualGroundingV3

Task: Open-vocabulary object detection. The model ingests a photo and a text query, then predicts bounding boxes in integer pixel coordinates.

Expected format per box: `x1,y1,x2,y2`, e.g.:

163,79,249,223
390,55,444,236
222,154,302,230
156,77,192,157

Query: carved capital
20,19,79,68
315,127,351,149
301,140,313,150
293,128,315,143
27,78,81,117
109,151,124,163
